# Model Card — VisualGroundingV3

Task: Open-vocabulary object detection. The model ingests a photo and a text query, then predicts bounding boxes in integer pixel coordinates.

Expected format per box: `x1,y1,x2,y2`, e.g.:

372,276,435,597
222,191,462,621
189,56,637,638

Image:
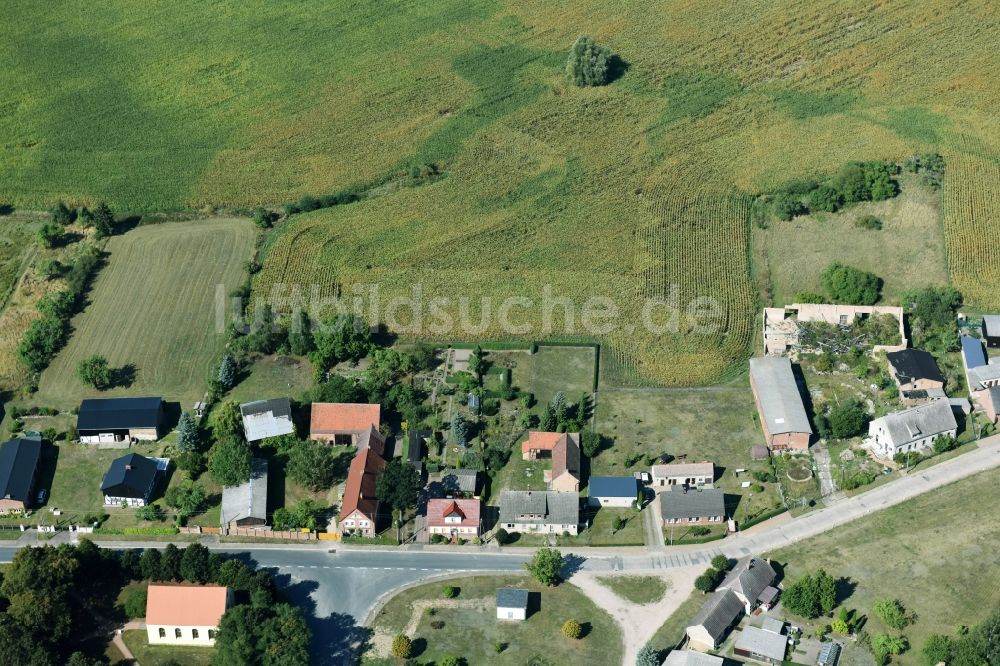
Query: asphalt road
2,435,997,662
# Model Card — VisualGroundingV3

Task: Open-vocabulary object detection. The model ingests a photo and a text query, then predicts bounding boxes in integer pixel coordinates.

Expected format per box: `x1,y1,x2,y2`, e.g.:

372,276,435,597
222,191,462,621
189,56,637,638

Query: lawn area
596,575,669,605
0,439,222,532
224,354,314,405
594,382,784,525
363,574,622,665
32,218,255,410
768,469,1000,654
121,630,214,666
756,174,948,307
647,588,705,654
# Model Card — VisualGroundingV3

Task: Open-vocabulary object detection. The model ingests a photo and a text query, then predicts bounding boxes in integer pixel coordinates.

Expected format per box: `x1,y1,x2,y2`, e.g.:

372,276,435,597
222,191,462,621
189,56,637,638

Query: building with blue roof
961,335,987,369
587,475,637,507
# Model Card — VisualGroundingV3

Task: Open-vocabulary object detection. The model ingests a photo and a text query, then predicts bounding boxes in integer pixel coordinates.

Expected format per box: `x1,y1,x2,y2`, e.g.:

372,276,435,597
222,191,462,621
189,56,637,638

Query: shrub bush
566,35,613,87
856,215,882,230
442,586,458,599
562,618,583,639
390,634,412,659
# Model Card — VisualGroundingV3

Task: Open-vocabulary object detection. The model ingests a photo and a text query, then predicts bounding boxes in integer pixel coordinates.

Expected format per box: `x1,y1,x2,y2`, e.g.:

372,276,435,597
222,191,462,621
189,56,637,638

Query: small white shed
496,588,529,621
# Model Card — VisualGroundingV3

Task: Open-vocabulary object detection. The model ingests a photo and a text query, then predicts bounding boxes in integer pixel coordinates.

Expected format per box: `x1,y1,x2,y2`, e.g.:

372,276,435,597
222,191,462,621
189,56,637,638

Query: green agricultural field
769,469,1000,656
31,219,254,409
4,1,1000,384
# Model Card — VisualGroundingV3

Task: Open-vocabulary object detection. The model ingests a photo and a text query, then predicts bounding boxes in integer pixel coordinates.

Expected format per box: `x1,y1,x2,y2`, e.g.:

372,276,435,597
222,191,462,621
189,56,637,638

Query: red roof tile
339,448,385,521
311,403,380,435
426,498,480,529
146,584,229,627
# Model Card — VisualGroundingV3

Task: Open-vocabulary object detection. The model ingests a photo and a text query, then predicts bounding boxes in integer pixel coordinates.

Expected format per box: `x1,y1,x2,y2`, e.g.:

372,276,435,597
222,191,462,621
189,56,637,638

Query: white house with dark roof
865,398,957,459
496,588,529,621
659,487,726,526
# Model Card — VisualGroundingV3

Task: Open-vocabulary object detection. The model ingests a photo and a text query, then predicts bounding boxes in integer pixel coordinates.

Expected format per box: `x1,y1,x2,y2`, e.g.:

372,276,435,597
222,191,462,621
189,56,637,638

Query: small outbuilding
817,641,842,666
240,398,294,444
734,625,788,664
661,650,724,666
221,458,269,532
983,315,1000,348
587,476,637,507
496,588,529,621
441,468,479,497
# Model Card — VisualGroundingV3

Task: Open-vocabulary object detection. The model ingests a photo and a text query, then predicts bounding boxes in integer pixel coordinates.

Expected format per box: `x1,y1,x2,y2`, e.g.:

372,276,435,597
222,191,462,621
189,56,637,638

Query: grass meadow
769,469,1000,656
363,574,622,665
2,1,1000,383
31,218,255,409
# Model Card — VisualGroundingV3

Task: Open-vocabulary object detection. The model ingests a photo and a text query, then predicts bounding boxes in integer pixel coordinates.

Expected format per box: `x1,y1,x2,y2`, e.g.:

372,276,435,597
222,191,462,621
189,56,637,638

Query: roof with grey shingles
750,357,812,435
983,315,1000,337
868,398,957,448
735,625,788,661
496,588,529,609
221,458,268,525
687,589,743,642
442,468,478,494
499,490,579,527
719,556,777,604
240,398,294,441
659,488,726,521
661,650,724,666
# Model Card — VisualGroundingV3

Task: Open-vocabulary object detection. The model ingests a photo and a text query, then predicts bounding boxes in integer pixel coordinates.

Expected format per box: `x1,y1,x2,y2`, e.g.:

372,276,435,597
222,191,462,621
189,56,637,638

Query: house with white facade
651,462,714,488
146,584,232,646
496,588,529,621
865,398,957,459
498,490,579,535
426,498,480,540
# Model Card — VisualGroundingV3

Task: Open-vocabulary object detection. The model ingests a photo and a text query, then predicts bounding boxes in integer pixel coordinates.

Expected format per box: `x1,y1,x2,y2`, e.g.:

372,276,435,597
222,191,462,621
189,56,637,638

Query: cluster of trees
760,160,902,222
566,34,615,87
0,540,308,665
902,286,962,353
903,153,945,190
18,243,103,373
821,262,882,305
781,569,838,618
921,608,1000,666
815,400,869,440
694,555,733,593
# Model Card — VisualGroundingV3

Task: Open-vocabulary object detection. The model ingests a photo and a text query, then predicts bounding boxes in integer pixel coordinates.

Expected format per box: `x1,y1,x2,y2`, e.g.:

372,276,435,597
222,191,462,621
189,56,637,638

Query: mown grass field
31,219,254,409
3,1,1000,383
769,469,1000,657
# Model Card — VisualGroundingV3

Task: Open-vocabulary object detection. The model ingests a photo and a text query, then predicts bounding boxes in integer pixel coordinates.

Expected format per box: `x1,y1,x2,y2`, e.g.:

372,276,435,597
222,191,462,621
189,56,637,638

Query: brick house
310,402,382,449
749,357,812,452
886,349,945,392
659,487,726,526
338,448,386,537
426,498,480,540
521,432,580,492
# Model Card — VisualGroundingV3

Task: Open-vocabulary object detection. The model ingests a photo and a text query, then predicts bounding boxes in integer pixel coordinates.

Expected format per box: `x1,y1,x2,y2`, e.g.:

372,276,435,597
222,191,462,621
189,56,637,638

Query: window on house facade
175,628,182,638
159,628,166,638
192,629,199,639
208,629,216,640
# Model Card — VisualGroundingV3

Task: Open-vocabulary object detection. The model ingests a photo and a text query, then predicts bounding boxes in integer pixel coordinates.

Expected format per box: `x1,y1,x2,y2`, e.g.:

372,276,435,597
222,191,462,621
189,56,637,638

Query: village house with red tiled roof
310,402,384,454
146,584,232,646
338,447,386,537
426,498,481,540
521,431,580,492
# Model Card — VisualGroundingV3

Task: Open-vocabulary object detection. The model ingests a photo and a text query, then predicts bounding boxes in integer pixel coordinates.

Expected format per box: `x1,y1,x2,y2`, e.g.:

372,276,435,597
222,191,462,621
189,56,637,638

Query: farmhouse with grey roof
865,398,957,459
662,651,724,666
221,458,269,532
718,555,778,613
659,487,726,526
749,357,812,452
734,625,788,664
685,589,744,651
499,490,579,535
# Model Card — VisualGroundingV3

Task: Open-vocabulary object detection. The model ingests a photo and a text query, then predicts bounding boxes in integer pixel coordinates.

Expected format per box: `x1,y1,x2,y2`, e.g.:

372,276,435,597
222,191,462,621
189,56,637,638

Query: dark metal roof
101,453,158,496
659,487,726,521
962,336,987,368
408,430,429,463
588,476,637,498
886,349,944,384
77,397,163,431
496,588,529,609
0,437,42,502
